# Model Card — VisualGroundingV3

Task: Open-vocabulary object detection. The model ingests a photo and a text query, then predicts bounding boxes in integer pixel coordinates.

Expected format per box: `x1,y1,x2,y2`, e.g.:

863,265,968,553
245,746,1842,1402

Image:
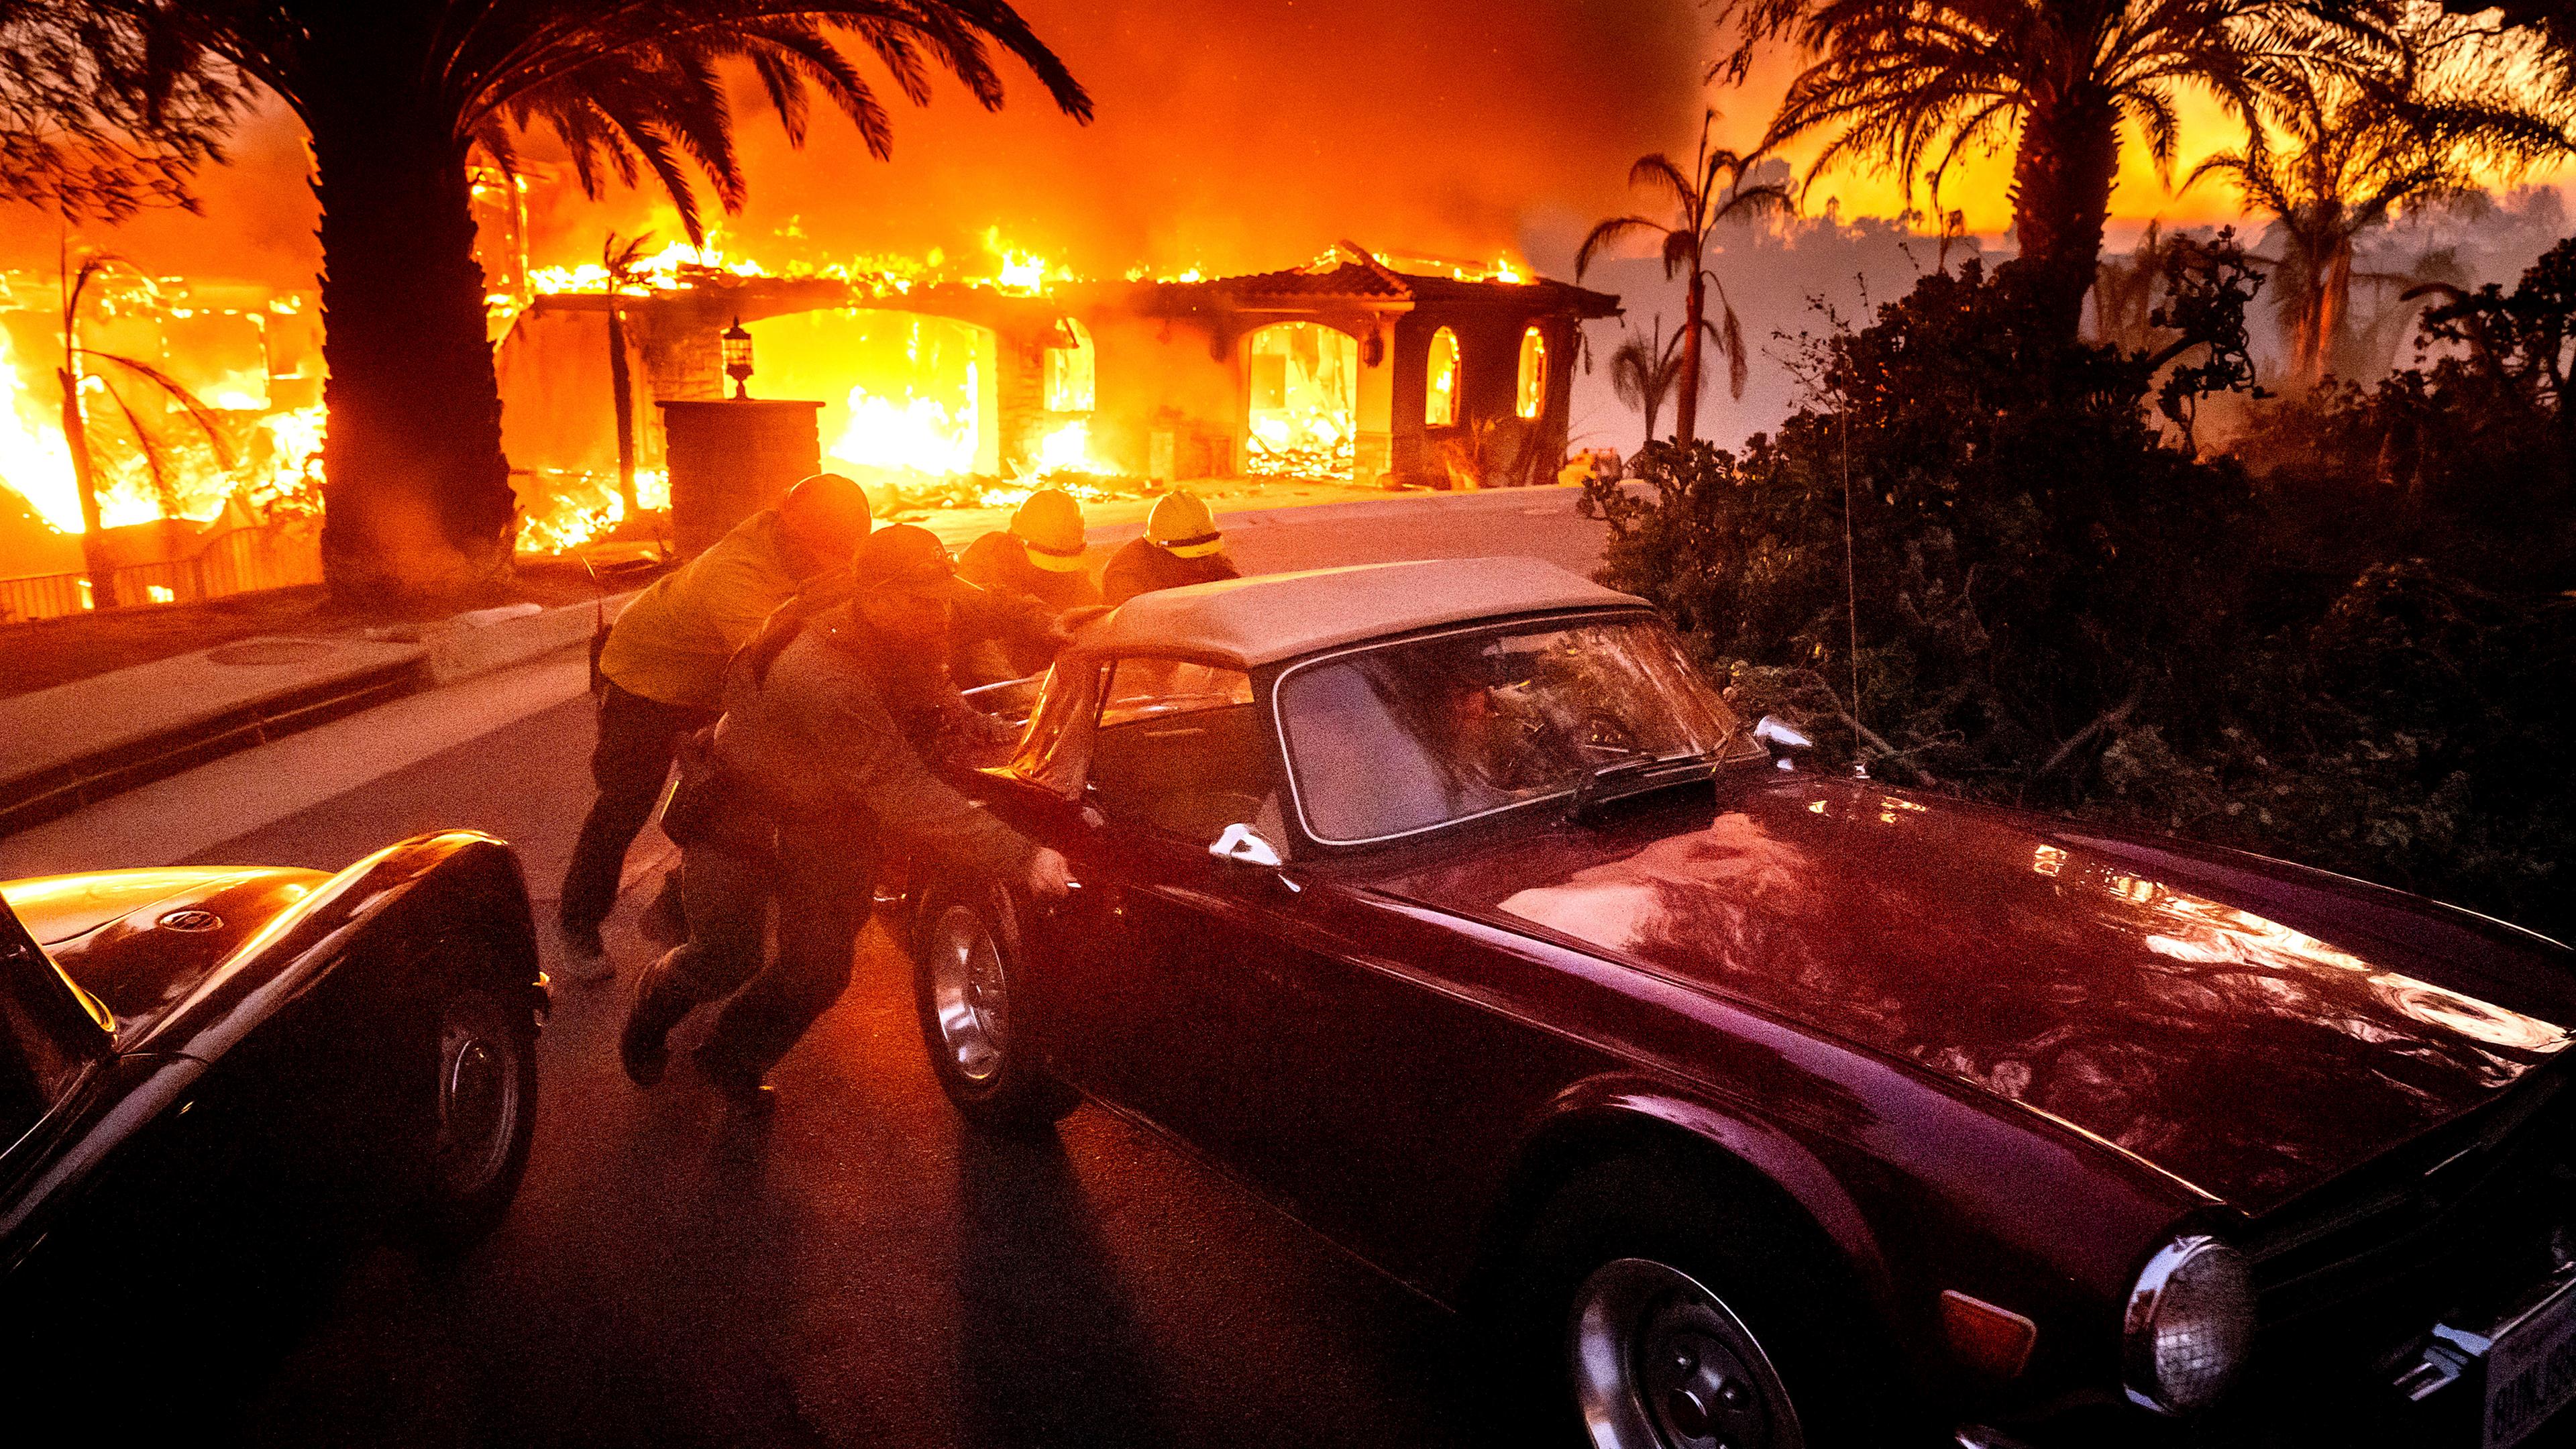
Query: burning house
0,233,1618,611
494,241,1619,550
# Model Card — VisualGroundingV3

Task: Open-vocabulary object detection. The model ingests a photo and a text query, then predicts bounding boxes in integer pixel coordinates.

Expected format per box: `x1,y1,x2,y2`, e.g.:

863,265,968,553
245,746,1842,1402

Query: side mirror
1208,823,1284,869
1752,714,1812,770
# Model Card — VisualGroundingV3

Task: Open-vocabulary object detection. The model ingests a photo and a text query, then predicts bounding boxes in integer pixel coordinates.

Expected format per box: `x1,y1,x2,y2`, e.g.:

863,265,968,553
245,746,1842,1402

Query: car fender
1493,1073,1900,1328
125,830,546,1065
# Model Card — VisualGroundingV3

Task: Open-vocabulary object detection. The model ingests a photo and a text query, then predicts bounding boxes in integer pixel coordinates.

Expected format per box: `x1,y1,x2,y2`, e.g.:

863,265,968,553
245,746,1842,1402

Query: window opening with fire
1035,317,1101,475
1244,322,1356,480
748,309,1000,485
1044,318,1094,413
1426,327,1460,427
1515,327,1547,420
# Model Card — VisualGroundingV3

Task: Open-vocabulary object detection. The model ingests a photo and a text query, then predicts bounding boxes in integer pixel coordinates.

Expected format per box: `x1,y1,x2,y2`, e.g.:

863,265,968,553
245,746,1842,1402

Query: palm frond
81,347,232,463
1575,215,1668,279
1627,152,1699,213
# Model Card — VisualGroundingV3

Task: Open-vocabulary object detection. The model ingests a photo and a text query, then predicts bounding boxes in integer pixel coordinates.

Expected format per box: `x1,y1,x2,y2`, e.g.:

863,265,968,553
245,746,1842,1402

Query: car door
1046,655,1314,1169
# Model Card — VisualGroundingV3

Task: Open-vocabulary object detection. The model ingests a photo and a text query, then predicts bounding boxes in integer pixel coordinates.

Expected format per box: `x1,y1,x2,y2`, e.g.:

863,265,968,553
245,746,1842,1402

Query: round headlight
2123,1234,2255,1415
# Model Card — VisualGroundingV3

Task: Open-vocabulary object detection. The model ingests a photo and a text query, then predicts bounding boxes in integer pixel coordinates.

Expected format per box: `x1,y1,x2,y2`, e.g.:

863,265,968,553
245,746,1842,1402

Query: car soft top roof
1072,557,1646,669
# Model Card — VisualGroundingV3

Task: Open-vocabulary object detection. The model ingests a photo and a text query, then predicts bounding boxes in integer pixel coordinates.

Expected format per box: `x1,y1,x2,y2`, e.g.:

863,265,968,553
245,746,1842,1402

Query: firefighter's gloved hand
1049,605,1116,645
1026,847,1076,900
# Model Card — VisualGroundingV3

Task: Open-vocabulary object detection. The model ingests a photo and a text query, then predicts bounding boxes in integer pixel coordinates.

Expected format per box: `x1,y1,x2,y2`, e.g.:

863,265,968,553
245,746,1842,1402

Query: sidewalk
0,593,625,839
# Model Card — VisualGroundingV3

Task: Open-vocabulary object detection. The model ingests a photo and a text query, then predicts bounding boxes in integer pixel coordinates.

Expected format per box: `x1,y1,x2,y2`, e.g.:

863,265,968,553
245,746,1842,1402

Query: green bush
1585,244,2574,939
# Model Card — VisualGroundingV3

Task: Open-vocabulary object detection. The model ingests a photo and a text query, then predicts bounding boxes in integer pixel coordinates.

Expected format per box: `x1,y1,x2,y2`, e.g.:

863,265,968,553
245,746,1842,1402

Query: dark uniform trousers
635,610,1033,1081
657,814,877,1077
559,682,720,936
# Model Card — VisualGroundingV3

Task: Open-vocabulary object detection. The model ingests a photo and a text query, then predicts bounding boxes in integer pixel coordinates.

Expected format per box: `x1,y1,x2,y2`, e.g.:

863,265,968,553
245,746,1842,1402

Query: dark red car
903,557,2576,1449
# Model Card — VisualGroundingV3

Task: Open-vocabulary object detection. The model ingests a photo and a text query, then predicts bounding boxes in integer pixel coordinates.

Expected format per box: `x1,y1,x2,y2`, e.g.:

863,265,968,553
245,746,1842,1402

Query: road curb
366,595,625,685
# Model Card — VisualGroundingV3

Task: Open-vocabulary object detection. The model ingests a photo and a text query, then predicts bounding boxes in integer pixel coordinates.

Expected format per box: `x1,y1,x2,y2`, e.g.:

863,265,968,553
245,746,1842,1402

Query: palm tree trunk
2316,241,2356,388
309,94,518,603
2009,93,2122,341
606,297,639,518
1676,268,1708,447
56,366,117,608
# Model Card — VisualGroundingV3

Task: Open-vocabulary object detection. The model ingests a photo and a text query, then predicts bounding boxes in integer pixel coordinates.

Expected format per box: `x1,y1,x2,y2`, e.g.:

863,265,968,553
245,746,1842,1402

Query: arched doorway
1244,321,1358,478
1515,325,1548,419
1424,326,1460,427
745,309,1002,484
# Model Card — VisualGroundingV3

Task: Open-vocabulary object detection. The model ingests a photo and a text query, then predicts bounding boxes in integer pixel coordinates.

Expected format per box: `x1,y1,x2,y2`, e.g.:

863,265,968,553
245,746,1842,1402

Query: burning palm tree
1576,114,1791,448
600,230,653,523
56,255,231,606
2184,17,2572,390
1736,0,2394,340
39,0,1088,602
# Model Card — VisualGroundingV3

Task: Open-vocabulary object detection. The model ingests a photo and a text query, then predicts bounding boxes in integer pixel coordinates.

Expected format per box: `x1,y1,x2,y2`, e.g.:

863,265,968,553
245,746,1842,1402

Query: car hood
1375,775,2576,1216
2,867,331,1042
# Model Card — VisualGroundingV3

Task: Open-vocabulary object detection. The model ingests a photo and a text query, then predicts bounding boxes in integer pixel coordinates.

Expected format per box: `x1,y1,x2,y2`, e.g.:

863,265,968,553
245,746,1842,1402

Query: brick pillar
658,398,823,557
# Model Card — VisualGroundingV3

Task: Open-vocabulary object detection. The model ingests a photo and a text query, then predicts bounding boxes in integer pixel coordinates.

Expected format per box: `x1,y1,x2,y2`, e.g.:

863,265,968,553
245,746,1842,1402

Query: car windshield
1276,613,1752,843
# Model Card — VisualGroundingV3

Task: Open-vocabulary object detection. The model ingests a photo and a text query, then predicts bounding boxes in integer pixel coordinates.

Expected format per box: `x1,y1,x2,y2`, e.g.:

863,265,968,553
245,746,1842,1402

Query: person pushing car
1100,488,1239,604
559,473,872,982
618,524,1074,1108
953,485,1101,686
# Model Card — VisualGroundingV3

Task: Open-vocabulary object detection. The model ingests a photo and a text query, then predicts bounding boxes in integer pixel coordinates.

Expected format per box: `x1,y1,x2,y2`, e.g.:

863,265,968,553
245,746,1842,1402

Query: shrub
1585,245,2573,938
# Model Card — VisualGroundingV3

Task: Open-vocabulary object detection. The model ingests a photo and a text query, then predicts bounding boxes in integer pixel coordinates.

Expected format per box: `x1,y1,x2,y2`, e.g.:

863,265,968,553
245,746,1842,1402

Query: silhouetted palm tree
2092,219,2174,348
1607,316,1686,442
58,0,1087,600
1577,114,1790,447
1740,0,2391,339
2186,17,2571,389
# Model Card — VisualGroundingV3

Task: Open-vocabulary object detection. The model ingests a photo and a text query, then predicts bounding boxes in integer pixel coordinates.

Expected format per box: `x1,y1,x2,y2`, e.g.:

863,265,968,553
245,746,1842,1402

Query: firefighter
953,486,1101,685
617,524,1073,1108
557,473,869,983
1101,488,1240,604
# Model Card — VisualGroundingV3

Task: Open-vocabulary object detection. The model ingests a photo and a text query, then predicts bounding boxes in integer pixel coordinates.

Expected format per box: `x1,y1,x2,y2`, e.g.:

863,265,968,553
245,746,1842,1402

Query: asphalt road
180,488,1610,1448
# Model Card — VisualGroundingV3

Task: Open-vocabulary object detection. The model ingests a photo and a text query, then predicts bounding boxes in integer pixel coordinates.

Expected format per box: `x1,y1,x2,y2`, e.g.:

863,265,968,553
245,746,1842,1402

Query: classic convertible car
2,830,547,1373
910,557,2576,1448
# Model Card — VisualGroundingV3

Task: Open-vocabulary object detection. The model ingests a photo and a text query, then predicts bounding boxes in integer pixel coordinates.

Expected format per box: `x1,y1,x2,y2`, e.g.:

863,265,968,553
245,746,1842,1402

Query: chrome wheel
1570,1257,1803,1449
431,990,525,1202
927,904,1008,1083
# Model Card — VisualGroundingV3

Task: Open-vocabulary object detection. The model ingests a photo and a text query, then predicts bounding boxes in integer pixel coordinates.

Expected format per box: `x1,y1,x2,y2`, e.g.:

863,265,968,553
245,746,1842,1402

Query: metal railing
0,523,323,623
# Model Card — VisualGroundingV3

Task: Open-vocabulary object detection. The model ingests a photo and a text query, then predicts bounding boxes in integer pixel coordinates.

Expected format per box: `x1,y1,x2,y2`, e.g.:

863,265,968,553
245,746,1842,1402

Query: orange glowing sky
0,0,2565,413
13,0,2565,291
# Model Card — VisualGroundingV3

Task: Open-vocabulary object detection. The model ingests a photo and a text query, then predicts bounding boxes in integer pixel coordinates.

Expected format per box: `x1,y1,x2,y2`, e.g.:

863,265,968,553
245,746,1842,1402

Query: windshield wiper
1564,750,1719,823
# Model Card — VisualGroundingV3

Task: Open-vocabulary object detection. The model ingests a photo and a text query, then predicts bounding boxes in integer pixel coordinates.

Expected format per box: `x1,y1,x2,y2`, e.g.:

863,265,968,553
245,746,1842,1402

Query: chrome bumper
2383,1261,2576,1446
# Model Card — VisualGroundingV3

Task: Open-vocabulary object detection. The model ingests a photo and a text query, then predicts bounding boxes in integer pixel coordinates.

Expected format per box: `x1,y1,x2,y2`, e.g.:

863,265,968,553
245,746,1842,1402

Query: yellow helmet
1010,487,1089,572
1145,489,1222,558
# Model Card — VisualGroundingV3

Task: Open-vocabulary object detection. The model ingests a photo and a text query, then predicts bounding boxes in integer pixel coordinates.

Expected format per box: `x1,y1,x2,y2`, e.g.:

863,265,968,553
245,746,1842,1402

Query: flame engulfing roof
1168,259,1619,317
1076,556,1644,668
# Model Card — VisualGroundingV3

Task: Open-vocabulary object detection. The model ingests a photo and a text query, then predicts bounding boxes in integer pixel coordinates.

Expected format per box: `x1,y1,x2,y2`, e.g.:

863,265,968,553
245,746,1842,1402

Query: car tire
912,882,1079,1135
1503,1152,1898,1449
409,982,539,1252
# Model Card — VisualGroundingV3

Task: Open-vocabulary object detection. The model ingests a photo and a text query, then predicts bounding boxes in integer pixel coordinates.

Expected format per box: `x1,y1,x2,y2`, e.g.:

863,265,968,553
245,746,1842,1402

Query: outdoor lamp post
722,317,753,398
